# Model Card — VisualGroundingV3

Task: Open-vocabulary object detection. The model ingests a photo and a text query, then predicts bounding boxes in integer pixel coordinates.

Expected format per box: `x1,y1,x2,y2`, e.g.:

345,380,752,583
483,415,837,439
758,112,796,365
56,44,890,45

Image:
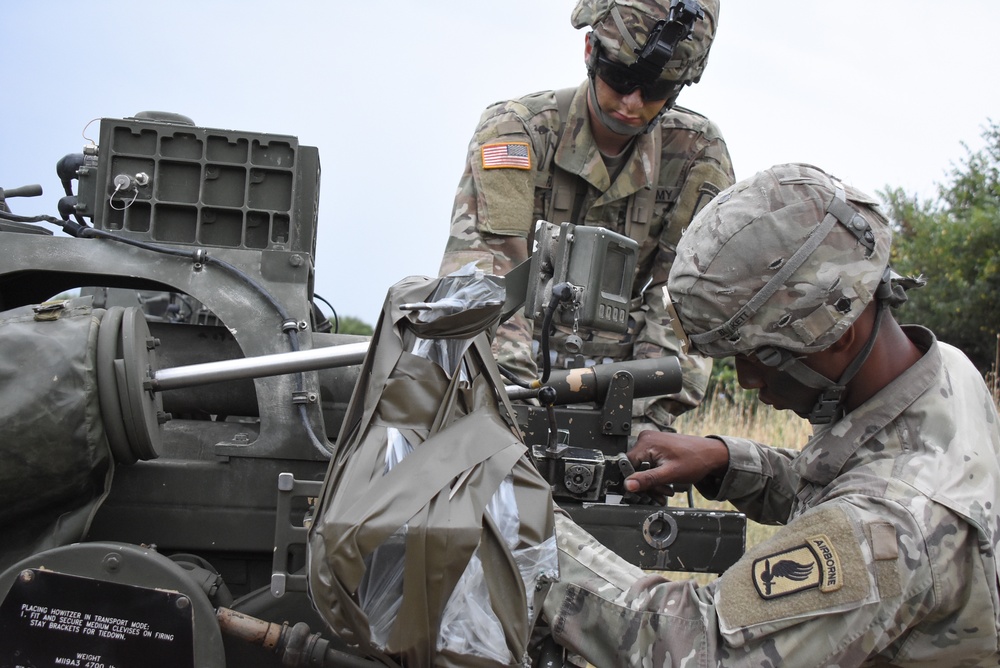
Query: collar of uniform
793,325,941,487
553,80,658,196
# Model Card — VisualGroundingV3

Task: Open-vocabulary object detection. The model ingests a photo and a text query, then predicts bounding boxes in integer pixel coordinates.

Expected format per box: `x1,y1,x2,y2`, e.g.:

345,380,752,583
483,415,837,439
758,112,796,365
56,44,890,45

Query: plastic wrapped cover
409,263,504,326
358,522,406,649
407,263,504,379
308,270,558,667
512,535,560,629
360,264,507,649
357,426,413,647
437,476,560,661
486,475,521,549
437,476,517,662
437,552,509,663
361,330,522,660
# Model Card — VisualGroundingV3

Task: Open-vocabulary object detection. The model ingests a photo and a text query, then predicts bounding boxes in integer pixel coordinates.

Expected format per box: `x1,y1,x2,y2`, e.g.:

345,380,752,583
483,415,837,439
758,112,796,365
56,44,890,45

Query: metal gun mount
509,357,745,573
499,219,745,573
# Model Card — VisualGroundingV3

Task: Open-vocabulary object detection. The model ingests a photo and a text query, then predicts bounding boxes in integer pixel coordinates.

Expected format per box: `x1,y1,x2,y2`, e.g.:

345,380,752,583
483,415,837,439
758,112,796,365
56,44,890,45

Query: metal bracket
270,473,323,598
599,370,634,436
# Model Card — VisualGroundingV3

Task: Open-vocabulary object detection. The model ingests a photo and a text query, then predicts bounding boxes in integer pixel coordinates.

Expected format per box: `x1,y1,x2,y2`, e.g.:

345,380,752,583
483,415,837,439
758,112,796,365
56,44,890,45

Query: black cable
0,210,72,226
297,404,331,457
313,292,339,333
497,364,533,389
56,154,85,197
538,283,575,384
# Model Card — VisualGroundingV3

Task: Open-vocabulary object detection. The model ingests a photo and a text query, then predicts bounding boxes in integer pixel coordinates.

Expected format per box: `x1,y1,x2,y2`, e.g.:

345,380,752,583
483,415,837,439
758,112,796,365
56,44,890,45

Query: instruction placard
0,569,194,668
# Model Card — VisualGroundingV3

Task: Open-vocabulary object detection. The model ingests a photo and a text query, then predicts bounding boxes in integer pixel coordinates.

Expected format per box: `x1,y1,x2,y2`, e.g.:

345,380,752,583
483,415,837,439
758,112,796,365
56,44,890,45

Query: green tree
880,120,1000,373
337,315,374,336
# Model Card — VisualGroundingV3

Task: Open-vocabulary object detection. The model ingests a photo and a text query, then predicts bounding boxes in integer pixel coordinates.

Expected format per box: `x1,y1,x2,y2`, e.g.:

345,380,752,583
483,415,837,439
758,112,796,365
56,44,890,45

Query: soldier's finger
625,467,676,493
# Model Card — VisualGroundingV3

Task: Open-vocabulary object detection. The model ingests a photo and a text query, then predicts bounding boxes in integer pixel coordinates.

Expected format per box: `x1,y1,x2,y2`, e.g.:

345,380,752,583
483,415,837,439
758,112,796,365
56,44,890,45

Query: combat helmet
573,0,720,87
667,163,920,423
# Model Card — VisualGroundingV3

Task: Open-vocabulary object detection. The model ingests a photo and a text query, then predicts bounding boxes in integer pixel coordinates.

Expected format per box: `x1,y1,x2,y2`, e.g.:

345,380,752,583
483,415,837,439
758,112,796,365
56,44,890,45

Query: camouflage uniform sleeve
544,497,969,666
439,101,544,382
633,115,735,424
695,435,801,524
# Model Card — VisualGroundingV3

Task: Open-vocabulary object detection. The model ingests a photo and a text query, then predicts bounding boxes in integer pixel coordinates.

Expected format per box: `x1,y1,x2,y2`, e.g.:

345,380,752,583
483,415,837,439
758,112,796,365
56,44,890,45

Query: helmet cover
571,0,720,84
668,163,892,358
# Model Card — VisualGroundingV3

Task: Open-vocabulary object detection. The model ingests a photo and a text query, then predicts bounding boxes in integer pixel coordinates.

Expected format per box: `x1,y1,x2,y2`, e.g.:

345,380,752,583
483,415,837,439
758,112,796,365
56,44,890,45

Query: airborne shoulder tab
716,504,871,645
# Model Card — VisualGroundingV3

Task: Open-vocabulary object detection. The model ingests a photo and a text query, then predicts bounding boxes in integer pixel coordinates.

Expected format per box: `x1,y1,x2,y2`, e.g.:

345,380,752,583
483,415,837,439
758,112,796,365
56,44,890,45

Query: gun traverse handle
0,184,44,199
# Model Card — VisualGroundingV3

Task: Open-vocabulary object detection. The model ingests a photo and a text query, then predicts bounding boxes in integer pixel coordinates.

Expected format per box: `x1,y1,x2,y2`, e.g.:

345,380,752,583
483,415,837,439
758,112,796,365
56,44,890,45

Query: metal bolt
175,596,190,610
19,570,33,583
277,472,295,491
103,553,122,573
289,254,304,267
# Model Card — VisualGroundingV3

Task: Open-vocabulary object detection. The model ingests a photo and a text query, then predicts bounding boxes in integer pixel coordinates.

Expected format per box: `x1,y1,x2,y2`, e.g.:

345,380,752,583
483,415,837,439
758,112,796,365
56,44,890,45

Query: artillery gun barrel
149,340,680,406
150,342,370,391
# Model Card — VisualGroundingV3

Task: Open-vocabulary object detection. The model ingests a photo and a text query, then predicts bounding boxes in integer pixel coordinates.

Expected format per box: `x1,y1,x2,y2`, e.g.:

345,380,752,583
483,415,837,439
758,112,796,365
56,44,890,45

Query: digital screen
601,245,627,297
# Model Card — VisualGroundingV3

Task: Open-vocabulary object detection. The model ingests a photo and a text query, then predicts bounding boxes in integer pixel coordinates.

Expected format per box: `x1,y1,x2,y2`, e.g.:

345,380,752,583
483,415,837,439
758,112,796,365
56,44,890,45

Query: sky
3,1,998,326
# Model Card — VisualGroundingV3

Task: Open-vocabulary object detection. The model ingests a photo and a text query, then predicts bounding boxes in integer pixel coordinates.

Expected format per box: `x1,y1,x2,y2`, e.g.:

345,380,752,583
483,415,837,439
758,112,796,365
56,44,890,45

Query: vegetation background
882,120,1000,376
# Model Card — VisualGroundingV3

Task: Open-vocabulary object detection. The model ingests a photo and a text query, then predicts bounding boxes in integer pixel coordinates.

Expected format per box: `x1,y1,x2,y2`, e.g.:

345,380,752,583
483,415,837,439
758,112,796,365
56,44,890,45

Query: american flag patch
482,142,531,170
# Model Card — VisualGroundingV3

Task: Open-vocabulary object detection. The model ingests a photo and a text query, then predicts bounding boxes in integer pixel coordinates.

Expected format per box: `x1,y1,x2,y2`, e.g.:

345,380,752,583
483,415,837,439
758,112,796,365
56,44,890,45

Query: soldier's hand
624,432,729,498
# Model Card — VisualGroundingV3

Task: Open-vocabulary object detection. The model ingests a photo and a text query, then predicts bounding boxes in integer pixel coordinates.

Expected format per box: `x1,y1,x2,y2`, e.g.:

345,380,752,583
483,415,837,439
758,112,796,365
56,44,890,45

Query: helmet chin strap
586,75,649,137
769,299,887,424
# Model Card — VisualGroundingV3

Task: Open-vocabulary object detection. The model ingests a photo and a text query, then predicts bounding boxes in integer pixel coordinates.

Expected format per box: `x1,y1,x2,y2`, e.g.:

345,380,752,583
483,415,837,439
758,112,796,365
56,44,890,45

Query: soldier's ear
584,32,594,62
828,323,857,355
830,300,881,358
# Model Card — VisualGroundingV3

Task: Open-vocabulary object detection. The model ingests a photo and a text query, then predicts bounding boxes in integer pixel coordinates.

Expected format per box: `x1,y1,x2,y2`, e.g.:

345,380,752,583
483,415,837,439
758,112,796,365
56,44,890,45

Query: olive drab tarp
0,297,113,572
307,269,557,667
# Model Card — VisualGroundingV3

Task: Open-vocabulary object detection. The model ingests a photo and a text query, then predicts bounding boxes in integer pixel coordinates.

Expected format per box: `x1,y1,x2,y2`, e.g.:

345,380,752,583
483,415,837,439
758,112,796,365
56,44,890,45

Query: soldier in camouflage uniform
542,163,1000,666
439,0,734,427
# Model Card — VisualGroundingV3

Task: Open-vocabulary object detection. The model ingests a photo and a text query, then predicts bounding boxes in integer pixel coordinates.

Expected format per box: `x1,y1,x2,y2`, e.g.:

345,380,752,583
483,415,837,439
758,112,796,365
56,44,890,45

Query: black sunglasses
595,55,680,102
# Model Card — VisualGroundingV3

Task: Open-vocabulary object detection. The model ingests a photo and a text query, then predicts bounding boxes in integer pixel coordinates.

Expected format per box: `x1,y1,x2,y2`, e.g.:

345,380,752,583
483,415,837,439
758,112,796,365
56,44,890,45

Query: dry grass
659,393,813,584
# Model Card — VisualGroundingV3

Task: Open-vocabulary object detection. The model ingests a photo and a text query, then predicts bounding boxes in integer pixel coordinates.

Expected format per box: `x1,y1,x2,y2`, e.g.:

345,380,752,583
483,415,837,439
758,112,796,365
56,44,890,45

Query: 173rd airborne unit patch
752,534,844,600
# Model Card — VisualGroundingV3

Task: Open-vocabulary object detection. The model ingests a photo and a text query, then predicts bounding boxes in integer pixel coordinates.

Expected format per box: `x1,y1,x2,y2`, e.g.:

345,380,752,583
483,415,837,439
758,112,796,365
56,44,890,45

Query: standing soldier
439,0,734,429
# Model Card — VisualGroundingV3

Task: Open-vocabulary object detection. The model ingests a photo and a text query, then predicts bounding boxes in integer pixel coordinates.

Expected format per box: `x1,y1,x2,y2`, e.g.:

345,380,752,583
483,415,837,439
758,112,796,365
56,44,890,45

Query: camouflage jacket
439,81,734,421
543,326,1000,666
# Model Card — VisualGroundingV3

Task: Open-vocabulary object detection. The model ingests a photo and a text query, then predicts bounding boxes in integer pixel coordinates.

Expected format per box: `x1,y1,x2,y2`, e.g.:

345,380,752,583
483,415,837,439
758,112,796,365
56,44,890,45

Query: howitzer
0,113,744,667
